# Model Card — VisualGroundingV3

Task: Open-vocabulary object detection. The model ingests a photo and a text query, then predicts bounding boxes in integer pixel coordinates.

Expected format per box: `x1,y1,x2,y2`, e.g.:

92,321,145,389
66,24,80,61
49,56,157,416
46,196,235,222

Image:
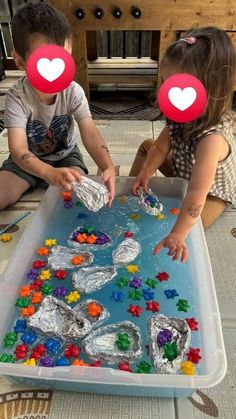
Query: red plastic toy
146,301,160,312
156,272,169,282
186,347,202,364
185,317,199,331
127,304,142,317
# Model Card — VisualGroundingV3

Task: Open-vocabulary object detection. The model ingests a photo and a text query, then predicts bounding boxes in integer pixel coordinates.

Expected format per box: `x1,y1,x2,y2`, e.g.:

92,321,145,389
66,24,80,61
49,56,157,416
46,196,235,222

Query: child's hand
153,232,189,263
102,166,116,207
132,169,150,195
44,167,82,191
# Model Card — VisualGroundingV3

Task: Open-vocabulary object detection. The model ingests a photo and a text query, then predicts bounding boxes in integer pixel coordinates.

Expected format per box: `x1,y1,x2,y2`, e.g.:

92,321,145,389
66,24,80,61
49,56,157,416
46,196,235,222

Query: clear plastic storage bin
0,177,227,397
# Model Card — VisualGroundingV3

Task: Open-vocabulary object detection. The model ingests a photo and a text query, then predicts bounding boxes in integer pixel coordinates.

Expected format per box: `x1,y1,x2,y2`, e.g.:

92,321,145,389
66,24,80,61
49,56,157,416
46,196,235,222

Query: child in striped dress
130,27,236,262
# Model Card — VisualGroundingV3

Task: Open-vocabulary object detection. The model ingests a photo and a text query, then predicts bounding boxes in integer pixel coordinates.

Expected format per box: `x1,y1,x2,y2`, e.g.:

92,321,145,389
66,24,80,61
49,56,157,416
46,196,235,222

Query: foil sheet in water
82,321,142,363
71,177,109,212
148,314,191,374
139,188,163,216
68,226,112,251
112,238,141,265
72,266,117,294
28,296,91,340
48,245,93,270
74,299,109,329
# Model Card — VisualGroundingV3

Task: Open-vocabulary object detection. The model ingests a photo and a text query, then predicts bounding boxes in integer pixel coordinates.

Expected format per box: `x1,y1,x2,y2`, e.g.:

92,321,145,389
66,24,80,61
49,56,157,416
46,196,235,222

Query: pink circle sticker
26,44,76,94
157,74,207,123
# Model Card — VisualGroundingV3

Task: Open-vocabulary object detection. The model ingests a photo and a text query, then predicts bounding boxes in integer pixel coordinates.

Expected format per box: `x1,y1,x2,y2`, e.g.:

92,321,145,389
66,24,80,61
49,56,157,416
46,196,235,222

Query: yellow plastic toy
181,360,196,375
22,358,36,366
39,269,51,281
127,265,139,274
65,291,80,304
0,233,12,242
44,238,57,247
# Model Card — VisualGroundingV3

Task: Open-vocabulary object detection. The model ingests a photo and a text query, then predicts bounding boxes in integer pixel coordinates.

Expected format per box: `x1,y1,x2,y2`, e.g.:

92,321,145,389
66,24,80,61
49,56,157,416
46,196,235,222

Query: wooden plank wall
1,1,236,96
51,0,236,30
50,0,236,98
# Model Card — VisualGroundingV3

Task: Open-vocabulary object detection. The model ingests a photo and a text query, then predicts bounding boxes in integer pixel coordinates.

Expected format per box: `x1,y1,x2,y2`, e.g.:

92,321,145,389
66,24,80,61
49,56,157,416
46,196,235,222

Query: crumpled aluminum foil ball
71,177,109,212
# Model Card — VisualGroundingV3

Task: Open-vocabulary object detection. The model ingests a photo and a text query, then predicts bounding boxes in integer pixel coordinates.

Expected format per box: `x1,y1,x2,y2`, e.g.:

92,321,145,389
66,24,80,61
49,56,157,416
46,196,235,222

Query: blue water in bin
3,195,202,374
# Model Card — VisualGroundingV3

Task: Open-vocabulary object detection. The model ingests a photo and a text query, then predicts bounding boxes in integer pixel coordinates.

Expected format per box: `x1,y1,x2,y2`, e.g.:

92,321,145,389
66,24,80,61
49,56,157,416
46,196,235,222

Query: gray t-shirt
4,76,91,161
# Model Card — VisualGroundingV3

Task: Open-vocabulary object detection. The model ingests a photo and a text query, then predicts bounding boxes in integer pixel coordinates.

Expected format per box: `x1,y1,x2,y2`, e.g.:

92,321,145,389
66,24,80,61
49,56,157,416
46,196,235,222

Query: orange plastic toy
86,234,97,244
19,285,32,297
20,306,36,317
31,292,43,304
71,255,85,266
72,359,88,366
76,233,87,243
37,247,49,256
76,233,97,244
170,208,180,215
87,302,102,317
61,191,72,201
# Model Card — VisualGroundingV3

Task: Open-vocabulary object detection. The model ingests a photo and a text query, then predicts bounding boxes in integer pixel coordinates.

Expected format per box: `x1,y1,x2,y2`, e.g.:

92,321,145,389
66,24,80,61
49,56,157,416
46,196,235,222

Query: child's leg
201,195,226,229
0,170,31,210
129,139,173,177
129,140,154,176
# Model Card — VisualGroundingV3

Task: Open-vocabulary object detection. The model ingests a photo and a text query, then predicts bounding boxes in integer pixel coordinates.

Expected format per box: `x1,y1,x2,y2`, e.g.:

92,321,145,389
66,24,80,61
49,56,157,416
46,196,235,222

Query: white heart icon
36,58,65,82
168,87,197,111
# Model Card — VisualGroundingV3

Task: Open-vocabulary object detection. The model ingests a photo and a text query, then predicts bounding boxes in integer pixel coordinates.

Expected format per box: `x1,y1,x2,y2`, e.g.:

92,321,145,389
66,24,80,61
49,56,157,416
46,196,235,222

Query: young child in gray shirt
0,1,115,209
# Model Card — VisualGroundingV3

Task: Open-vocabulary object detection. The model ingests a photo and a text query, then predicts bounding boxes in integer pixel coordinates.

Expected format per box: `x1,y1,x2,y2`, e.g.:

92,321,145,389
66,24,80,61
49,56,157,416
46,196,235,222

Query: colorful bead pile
71,226,110,246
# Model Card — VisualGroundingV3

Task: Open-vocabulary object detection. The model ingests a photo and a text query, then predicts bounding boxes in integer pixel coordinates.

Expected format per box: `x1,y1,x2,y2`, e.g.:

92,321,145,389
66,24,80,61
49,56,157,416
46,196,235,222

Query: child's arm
131,126,171,194
8,127,81,190
77,117,115,206
153,134,228,262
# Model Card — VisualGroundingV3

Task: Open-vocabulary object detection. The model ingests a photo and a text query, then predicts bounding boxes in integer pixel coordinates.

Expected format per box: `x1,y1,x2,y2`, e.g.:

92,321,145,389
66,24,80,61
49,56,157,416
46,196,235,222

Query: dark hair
11,1,72,59
160,27,236,135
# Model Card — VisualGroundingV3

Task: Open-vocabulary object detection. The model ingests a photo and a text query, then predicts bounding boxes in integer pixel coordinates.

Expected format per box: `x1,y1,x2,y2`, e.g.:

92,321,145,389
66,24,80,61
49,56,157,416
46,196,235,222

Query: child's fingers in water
181,246,189,263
